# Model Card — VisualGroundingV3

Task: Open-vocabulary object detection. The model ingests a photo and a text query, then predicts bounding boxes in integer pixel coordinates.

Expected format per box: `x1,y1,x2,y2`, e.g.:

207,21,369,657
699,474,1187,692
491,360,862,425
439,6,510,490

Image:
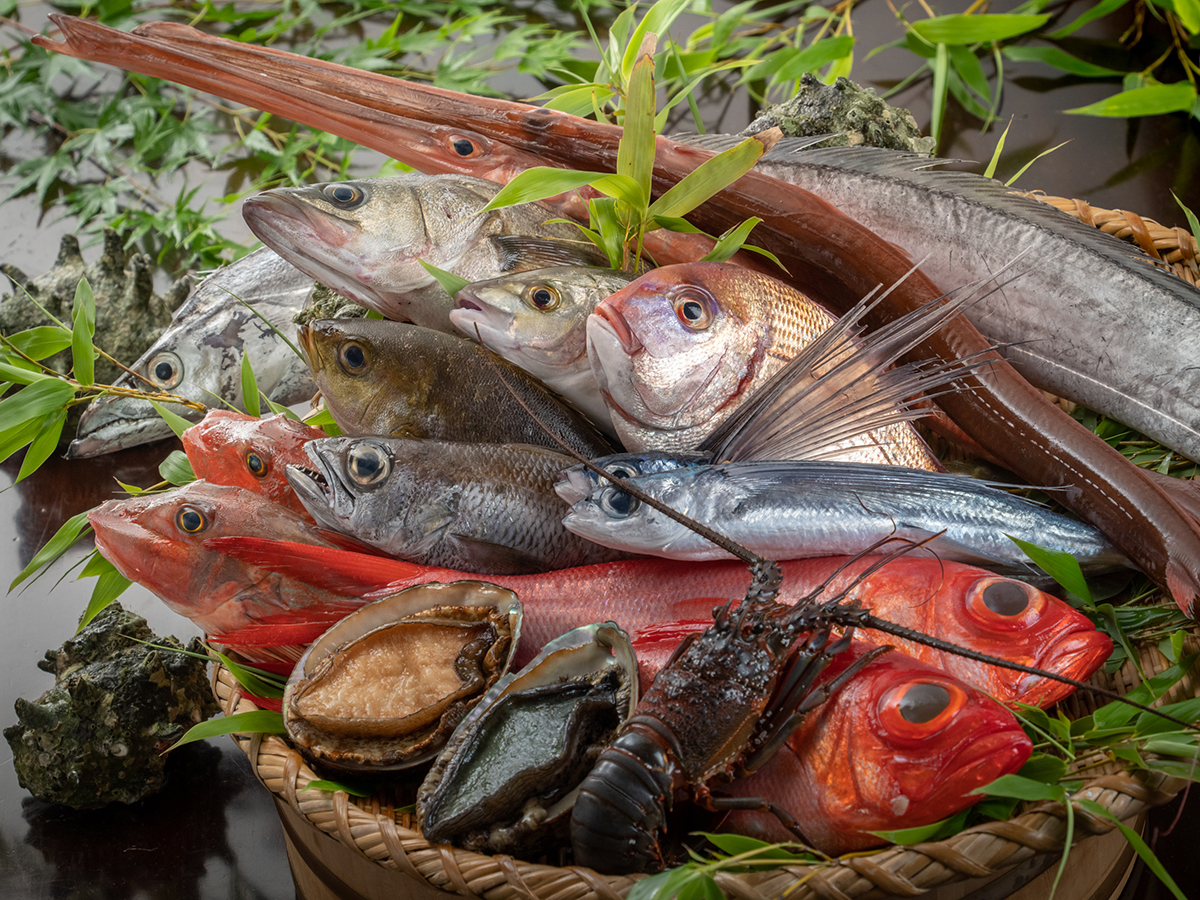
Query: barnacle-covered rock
0,228,190,386
295,281,368,326
3,602,218,809
742,74,936,153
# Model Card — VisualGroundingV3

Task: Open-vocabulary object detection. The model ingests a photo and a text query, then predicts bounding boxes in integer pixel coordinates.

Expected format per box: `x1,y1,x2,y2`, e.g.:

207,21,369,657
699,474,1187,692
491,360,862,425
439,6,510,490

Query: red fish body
181,410,326,518
207,538,1109,705
87,481,368,662
718,639,1033,853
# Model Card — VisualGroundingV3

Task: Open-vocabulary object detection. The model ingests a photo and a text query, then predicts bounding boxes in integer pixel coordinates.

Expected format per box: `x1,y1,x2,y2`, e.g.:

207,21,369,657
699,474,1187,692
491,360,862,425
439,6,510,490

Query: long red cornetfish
33,17,1200,615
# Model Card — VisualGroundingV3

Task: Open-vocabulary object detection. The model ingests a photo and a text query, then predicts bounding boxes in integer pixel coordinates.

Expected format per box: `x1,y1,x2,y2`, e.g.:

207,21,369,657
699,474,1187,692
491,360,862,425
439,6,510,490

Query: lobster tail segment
570,728,675,874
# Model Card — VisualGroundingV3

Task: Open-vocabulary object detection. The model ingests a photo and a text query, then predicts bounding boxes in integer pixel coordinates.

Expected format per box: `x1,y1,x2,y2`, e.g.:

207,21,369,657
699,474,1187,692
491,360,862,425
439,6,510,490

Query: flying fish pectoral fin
492,236,608,272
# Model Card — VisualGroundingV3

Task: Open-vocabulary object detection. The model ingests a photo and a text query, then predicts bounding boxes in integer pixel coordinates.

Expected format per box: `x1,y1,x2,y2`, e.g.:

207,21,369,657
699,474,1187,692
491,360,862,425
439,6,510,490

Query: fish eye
523,284,561,312
346,441,392,488
321,183,367,209
599,486,639,518
878,679,966,741
146,352,184,389
672,289,714,331
603,463,638,480
338,341,370,376
175,506,209,534
965,577,1044,629
245,451,268,478
450,136,479,157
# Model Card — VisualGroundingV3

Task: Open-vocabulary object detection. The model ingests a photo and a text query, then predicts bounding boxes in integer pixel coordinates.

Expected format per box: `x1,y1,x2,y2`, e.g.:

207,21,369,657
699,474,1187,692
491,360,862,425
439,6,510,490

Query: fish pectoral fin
445,533,546,575
492,236,608,271
895,527,1032,574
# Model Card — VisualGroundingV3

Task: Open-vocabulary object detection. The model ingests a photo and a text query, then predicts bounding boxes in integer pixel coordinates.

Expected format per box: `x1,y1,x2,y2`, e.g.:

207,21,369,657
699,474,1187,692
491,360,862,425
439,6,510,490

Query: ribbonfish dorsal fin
698,267,1010,463
492,235,609,272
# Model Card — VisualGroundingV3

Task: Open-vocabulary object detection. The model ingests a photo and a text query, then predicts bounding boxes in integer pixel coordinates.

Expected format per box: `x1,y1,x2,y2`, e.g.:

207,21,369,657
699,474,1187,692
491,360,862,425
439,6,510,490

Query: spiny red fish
715,638,1033,853
206,538,1109,707
181,410,326,519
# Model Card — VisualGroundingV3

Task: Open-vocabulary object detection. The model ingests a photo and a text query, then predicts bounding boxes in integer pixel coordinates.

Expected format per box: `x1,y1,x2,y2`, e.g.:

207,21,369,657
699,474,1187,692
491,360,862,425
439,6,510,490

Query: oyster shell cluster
4,602,217,809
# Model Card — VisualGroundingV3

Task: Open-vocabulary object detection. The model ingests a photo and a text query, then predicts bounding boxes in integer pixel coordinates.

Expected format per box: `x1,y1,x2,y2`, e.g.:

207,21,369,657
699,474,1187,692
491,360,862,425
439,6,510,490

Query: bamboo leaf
1048,0,1130,38
159,450,196,486
984,119,1012,179
78,554,132,630
0,416,44,465
971,773,1067,801
1003,141,1070,186
0,377,74,426
0,360,52,385
10,510,92,591
1002,45,1122,77
168,711,287,750
618,50,656,206
1065,84,1198,118
149,400,197,439
301,779,375,797
1006,536,1093,603
931,42,949,145
216,651,288,699
1076,799,1190,900
590,173,649,209
648,135,768,220
480,167,607,212
774,35,855,81
701,217,763,262
16,408,67,482
71,278,96,387
240,353,260,418
6,326,72,360
419,260,471,297
911,14,1050,45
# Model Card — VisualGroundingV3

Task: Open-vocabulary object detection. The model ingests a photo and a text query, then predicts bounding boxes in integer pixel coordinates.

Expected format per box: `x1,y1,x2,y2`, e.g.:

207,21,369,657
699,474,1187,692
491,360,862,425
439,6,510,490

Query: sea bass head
587,262,834,451
181,410,326,518
725,639,1032,854
849,556,1112,707
450,267,633,419
69,249,315,458
243,174,605,331
87,480,353,636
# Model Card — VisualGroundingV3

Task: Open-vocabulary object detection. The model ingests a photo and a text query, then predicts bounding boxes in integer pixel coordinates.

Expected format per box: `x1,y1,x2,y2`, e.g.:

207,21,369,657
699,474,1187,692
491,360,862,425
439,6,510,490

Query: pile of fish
42,11,1200,877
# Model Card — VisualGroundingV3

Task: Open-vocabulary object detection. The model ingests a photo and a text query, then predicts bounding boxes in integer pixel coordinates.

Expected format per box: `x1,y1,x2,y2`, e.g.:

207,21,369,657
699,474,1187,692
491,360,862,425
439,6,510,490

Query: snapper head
586,263,774,450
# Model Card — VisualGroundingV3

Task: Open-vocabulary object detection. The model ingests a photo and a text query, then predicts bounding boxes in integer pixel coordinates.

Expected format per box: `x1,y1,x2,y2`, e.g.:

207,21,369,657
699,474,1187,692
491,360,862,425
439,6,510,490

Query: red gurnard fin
205,536,423,594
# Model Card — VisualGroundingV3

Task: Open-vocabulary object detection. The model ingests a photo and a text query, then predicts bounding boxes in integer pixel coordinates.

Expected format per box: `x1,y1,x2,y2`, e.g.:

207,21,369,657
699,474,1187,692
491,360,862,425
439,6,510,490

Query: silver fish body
695,138,1200,461
243,174,606,331
69,248,314,458
450,266,635,433
557,459,1132,576
287,436,634,575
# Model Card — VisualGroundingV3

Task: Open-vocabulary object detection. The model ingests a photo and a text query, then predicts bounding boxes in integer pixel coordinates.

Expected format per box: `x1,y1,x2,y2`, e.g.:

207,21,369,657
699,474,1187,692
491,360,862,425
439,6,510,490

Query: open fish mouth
285,448,358,526
554,468,595,506
69,396,198,458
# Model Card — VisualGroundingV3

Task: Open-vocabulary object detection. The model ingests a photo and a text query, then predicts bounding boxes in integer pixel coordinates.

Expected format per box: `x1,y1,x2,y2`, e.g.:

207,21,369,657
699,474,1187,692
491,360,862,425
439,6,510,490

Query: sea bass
87,481,367,641
242,175,606,331
286,436,635,574
181,410,326,518
69,248,314,458
719,638,1033,853
450,266,636,432
36,19,1200,615
297,318,616,456
557,459,1131,576
203,539,1108,707
588,261,944,468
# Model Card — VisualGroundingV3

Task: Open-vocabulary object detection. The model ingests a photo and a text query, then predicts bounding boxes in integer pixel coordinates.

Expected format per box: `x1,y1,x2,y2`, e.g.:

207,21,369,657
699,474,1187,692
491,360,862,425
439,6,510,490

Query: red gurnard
716,638,1034,853
181,410,326,519
87,481,372,666
207,538,1109,707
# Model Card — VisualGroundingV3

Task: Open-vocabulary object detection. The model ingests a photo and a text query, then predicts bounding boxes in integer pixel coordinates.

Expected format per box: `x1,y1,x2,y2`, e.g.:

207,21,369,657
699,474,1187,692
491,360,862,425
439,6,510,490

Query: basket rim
210,645,1192,900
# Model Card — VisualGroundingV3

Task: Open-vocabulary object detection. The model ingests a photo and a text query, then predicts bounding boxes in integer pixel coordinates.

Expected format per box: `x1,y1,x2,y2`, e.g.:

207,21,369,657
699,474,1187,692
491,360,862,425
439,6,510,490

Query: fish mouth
68,395,195,458
286,444,358,528
1021,626,1114,706
592,304,641,354
296,323,322,374
912,728,1030,808
448,291,516,353
554,467,596,505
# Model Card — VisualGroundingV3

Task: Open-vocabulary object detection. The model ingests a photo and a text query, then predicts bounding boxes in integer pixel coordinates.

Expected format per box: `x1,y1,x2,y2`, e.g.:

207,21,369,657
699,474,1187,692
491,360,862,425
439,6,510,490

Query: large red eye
965,576,1046,631
877,679,967,742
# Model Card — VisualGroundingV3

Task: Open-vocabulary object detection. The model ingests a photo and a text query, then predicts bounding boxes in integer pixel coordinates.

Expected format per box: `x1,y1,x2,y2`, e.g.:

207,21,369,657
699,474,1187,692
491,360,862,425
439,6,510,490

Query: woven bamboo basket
211,196,1200,900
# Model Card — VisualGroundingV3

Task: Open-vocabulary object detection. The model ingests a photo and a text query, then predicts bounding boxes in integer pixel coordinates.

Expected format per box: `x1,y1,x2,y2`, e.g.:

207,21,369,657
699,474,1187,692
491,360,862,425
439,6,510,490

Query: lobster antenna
476,332,1200,733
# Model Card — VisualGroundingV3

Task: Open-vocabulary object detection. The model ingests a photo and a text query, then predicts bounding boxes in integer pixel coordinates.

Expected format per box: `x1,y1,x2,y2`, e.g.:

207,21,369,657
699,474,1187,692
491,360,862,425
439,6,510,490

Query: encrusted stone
4,602,218,809
295,281,369,326
742,74,936,153
0,228,190,386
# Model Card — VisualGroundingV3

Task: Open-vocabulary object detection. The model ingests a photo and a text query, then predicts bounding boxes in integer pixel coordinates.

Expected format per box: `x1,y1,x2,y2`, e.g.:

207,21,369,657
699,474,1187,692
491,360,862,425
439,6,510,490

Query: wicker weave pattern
212,637,1192,900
